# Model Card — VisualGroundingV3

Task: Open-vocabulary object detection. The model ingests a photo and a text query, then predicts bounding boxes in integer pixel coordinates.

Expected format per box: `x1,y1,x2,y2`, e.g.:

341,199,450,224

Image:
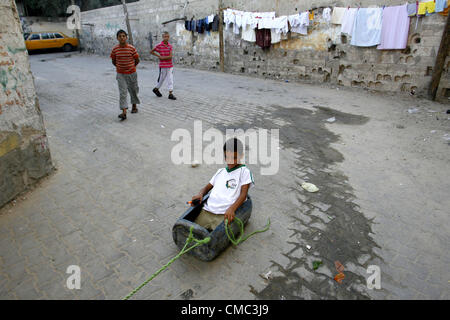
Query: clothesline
184,1,449,50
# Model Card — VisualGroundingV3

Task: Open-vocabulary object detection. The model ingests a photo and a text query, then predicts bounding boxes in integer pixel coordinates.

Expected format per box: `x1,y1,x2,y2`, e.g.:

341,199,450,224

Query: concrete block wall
80,0,450,101
0,0,53,208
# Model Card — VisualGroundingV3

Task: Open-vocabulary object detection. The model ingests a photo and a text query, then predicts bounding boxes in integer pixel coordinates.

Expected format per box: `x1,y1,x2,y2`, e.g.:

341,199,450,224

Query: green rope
224,217,271,246
123,226,210,300
123,217,270,300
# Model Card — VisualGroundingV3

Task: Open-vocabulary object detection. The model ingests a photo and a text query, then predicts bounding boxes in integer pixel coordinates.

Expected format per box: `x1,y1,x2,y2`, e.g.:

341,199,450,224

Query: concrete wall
80,0,450,101
0,0,53,208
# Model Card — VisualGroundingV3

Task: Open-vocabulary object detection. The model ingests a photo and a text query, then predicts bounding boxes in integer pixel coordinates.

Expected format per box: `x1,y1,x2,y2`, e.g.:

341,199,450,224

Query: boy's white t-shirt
203,165,254,215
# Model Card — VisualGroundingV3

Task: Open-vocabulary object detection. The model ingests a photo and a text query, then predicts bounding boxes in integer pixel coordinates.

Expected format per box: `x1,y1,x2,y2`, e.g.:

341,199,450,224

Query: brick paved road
0,52,448,300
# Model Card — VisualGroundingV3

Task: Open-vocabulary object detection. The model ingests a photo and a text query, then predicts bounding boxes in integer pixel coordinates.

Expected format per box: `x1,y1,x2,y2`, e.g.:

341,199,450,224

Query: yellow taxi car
24,32,79,52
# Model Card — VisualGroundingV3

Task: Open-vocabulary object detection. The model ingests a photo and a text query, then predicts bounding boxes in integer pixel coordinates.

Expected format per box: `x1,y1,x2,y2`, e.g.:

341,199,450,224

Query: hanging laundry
341,8,358,35
271,29,281,43
258,17,274,29
309,11,315,20
289,12,309,35
255,12,276,29
322,8,332,22
350,8,383,47
288,14,302,34
331,7,346,24
407,3,418,16
242,25,256,42
436,0,448,12
241,11,254,29
224,8,234,31
377,4,410,50
212,15,219,32
207,15,214,24
205,21,212,32
196,18,207,33
184,20,190,31
234,10,244,34
256,28,271,49
418,1,436,15
272,16,289,34
439,0,450,15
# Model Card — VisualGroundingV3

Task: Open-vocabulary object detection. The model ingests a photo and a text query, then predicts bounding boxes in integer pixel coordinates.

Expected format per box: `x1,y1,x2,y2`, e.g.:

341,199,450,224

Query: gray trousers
116,72,140,110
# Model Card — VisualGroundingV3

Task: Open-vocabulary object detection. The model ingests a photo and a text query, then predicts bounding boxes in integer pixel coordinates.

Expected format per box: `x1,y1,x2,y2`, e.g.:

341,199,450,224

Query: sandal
118,113,127,121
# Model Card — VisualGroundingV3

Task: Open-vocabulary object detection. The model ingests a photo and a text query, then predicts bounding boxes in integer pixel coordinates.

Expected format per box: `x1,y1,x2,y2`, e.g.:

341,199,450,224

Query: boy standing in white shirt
191,138,254,231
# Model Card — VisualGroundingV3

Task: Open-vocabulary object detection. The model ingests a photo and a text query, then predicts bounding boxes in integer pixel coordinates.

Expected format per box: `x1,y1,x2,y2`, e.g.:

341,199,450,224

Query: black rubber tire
63,44,73,52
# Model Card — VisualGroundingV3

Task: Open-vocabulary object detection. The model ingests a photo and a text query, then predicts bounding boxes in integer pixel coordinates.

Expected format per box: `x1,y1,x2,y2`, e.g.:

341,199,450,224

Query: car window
24,33,30,40
48,33,55,39
29,34,40,40
41,33,50,39
54,33,64,39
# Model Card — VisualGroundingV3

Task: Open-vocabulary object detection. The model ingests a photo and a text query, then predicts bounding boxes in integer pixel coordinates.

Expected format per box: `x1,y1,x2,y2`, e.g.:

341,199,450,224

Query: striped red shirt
110,44,139,74
154,41,173,68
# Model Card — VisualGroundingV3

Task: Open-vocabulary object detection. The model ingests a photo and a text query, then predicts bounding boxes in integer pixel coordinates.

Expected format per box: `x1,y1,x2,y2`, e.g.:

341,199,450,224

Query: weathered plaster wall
80,0,450,101
0,0,53,208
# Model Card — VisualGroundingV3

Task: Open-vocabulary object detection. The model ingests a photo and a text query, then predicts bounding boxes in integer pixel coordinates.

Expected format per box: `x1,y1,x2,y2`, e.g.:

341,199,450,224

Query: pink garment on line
377,4,410,50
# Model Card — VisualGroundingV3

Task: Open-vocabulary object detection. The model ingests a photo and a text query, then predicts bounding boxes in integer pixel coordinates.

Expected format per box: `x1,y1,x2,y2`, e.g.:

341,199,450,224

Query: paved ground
0,52,449,300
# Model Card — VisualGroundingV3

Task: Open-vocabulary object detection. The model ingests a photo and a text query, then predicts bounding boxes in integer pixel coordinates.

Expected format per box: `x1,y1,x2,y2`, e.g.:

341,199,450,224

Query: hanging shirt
255,12,276,29
436,0,448,12
234,10,244,28
270,29,281,43
341,8,358,35
272,16,289,34
203,165,254,215
331,7,346,24
242,24,256,42
241,11,253,28
211,15,219,31
288,14,301,32
377,4,410,50
207,15,214,24
323,8,332,22
351,8,383,47
407,3,418,16
233,10,244,34
224,8,234,30
258,17,273,29
289,12,309,35
439,0,450,15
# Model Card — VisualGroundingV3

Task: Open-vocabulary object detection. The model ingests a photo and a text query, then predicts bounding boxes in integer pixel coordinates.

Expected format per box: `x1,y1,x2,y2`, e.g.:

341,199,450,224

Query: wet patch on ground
219,105,382,299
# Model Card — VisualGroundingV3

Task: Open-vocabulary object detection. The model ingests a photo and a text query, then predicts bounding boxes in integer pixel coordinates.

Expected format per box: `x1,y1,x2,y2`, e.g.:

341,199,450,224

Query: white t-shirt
289,12,309,35
242,25,256,42
203,165,254,215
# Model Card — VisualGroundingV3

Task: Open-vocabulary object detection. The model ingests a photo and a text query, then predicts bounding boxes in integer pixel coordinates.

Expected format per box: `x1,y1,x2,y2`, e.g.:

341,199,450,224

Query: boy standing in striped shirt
151,31,177,100
110,29,140,121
